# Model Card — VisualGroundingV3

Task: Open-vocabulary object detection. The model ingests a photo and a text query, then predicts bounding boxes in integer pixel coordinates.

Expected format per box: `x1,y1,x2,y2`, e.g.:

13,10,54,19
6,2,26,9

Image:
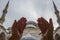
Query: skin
9,17,27,40
37,17,54,40
9,17,54,40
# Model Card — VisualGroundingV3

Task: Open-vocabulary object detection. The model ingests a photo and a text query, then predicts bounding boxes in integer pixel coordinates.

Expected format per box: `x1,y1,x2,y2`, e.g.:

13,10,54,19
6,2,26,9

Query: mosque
0,0,60,40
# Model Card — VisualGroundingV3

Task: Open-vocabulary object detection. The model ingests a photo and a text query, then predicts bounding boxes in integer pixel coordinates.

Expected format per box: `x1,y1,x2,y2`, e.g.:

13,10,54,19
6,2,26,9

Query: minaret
0,1,9,24
52,0,60,25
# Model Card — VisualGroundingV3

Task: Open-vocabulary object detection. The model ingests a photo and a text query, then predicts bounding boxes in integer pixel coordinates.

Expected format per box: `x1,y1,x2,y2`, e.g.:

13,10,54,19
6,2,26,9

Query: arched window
21,37,36,40
0,32,5,40
21,33,39,40
55,33,60,40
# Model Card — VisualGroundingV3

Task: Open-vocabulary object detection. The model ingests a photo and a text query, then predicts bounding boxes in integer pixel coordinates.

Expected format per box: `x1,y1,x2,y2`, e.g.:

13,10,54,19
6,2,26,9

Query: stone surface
0,1,9,40
53,0,60,40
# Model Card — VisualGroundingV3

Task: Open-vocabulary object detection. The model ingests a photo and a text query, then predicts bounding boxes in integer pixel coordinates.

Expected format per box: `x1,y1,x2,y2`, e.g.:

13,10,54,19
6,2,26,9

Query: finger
12,20,17,28
37,18,46,34
49,18,53,26
37,18,42,22
49,18,54,31
40,17,49,33
13,20,16,25
17,17,26,28
18,17,27,23
37,18,43,28
41,17,49,24
41,17,49,29
12,20,17,34
17,17,27,28
17,17,27,34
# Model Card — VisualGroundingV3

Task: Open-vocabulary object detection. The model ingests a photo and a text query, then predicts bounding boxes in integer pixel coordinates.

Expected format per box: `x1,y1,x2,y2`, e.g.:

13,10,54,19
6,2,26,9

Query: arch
21,37,36,40
26,21,38,28
21,33,39,40
55,33,60,40
0,32,5,40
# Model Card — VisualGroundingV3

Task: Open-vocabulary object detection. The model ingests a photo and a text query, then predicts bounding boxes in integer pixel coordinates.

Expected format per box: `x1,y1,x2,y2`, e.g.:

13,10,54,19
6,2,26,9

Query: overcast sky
0,0,60,29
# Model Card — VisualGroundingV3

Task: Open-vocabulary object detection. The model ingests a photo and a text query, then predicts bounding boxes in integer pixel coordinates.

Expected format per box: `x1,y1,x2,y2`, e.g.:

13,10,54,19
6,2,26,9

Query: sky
0,0,60,30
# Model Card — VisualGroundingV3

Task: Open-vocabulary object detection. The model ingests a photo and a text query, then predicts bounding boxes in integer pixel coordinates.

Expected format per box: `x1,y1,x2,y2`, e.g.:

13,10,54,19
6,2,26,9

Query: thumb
13,20,17,26
14,20,17,23
12,20,17,29
49,18,53,26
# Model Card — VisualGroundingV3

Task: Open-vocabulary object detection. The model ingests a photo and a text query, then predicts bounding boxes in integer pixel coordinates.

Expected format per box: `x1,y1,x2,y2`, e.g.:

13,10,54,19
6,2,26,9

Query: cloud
0,0,60,30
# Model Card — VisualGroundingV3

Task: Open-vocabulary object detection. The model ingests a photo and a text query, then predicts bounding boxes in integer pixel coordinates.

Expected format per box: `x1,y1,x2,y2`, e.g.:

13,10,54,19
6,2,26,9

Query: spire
0,1,9,24
3,0,9,16
52,0,59,13
52,0,60,25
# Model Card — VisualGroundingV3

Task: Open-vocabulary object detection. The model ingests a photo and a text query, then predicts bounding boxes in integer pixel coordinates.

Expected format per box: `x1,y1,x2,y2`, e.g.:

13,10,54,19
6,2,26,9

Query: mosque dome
21,37,36,40
26,21,38,29
21,33,39,40
27,21,37,26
